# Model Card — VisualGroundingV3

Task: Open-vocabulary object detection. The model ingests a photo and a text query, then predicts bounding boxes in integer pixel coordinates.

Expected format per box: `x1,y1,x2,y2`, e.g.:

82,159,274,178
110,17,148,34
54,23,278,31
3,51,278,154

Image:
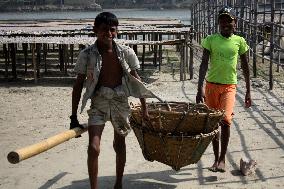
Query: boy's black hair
94,12,119,27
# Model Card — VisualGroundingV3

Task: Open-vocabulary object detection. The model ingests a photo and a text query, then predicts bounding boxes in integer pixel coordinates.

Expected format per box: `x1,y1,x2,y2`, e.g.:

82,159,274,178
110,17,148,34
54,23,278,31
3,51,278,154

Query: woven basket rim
131,101,224,115
131,121,219,138
132,109,224,115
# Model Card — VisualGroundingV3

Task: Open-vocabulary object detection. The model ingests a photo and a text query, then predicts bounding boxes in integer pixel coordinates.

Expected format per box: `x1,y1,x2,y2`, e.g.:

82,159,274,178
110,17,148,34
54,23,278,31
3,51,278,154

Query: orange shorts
205,81,237,126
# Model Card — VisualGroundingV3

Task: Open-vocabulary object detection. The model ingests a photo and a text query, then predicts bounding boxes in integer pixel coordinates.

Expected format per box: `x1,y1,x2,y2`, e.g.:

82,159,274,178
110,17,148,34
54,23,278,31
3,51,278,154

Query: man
70,12,152,189
196,6,252,172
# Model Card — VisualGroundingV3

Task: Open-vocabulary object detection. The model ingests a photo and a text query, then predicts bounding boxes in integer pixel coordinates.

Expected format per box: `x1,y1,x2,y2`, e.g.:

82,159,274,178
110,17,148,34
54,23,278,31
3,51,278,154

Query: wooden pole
9,43,17,79
189,31,194,80
253,0,258,77
142,34,145,71
36,43,41,78
3,44,8,79
269,0,275,90
158,34,162,71
32,43,37,84
7,127,87,164
43,43,47,73
23,43,28,74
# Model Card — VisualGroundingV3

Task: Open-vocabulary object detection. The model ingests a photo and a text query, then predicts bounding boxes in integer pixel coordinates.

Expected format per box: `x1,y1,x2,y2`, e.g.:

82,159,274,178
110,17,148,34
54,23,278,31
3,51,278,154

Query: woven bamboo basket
130,102,224,170
130,102,224,135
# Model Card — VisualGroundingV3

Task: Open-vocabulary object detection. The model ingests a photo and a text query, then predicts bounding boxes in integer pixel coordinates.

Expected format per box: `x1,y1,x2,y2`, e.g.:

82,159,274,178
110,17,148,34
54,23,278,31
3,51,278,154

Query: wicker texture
130,102,224,170
131,102,224,135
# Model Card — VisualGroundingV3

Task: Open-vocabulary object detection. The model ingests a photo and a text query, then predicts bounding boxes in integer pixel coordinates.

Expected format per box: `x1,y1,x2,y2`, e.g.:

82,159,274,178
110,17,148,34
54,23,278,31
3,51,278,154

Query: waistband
95,85,126,99
206,80,236,86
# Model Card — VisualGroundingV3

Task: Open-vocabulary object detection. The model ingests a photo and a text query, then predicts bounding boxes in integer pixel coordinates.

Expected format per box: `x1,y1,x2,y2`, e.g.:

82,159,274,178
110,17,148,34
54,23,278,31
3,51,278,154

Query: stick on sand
7,126,87,164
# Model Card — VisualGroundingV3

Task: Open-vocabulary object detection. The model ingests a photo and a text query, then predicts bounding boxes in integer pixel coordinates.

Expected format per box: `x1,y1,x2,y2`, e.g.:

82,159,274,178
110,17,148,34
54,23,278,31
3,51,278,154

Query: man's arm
196,48,210,103
240,52,252,108
129,70,149,118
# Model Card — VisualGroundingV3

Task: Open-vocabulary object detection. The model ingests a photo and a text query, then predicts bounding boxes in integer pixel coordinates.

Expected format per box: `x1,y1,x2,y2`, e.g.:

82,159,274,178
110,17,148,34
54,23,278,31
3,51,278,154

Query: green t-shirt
201,33,249,84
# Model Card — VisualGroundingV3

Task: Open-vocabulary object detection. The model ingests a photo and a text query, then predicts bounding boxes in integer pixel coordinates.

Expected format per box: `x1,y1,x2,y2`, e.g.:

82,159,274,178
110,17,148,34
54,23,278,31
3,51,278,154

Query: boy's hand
142,108,150,121
70,115,84,138
196,89,205,103
245,91,252,108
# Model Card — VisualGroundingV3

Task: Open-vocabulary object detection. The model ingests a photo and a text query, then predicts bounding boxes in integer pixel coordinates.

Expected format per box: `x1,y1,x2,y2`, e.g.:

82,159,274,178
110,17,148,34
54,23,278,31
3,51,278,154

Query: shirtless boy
70,12,150,189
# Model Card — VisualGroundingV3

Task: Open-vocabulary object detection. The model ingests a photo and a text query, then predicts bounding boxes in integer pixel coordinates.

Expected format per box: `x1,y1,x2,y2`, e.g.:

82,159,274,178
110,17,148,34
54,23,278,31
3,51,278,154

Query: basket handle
172,103,210,134
188,103,210,113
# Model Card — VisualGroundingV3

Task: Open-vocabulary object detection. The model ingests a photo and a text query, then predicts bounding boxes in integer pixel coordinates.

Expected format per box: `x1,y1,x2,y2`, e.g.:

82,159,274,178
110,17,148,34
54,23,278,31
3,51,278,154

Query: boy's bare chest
100,53,122,72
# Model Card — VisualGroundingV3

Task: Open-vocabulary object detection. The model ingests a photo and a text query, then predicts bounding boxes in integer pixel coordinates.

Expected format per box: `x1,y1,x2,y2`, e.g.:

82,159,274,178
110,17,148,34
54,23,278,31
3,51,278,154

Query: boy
70,12,152,189
196,6,252,172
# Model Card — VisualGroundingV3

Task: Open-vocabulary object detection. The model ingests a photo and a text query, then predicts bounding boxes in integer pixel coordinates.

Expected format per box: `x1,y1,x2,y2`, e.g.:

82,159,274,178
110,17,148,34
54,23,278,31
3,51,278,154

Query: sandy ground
0,63,283,189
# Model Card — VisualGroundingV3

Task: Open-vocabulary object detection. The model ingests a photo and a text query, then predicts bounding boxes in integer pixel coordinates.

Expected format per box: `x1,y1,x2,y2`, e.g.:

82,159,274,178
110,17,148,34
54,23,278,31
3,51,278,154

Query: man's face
218,15,236,36
94,23,118,43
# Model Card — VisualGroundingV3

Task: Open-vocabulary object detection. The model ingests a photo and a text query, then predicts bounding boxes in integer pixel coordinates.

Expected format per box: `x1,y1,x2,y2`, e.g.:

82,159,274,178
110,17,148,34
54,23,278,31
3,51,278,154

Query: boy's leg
88,125,105,189
205,82,220,171
218,122,230,172
210,131,220,172
217,85,236,172
113,131,126,189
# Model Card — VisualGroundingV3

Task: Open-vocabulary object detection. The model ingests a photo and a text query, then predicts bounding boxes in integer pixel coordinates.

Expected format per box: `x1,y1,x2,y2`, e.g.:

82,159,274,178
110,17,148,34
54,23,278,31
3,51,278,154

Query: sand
0,65,283,189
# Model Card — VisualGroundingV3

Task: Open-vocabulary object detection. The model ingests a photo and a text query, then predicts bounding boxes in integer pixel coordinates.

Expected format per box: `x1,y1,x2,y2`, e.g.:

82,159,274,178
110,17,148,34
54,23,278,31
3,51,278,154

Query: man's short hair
95,12,119,27
218,6,236,20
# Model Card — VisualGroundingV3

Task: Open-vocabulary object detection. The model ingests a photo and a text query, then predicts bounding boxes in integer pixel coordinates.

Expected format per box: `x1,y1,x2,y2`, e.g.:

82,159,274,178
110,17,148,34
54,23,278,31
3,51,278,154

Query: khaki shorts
205,81,236,126
87,86,130,128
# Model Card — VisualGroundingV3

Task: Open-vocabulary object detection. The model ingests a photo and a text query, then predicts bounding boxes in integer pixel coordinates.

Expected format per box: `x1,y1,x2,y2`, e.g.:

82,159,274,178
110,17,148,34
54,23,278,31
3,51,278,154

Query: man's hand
245,91,252,108
70,115,84,138
196,88,205,103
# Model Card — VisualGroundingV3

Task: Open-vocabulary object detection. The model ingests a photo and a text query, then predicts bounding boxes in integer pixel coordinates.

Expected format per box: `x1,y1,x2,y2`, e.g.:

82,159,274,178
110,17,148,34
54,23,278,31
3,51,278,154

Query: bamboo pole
7,126,87,164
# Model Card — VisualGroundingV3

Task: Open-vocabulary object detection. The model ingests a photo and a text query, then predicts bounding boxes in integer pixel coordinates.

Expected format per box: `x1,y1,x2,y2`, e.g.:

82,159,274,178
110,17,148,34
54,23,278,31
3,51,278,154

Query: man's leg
88,125,105,189
113,131,126,189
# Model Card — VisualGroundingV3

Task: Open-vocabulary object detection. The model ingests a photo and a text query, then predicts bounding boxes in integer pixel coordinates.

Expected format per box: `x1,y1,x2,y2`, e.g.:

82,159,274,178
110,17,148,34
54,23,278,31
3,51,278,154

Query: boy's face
94,23,118,44
218,15,236,36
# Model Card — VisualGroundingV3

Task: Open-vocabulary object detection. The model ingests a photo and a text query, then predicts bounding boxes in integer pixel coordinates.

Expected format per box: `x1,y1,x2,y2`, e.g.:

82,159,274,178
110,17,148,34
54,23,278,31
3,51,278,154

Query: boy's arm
129,70,149,119
72,74,86,115
196,48,210,103
70,73,86,129
240,52,252,108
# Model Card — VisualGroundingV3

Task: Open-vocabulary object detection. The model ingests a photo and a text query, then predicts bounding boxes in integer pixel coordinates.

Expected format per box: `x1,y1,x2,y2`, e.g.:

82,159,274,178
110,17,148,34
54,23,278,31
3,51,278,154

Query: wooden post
269,0,275,90
253,0,258,77
70,44,74,64
185,32,189,75
180,41,185,81
43,43,48,73
63,44,68,75
158,34,162,71
3,44,8,79
59,44,64,72
23,43,28,74
142,34,145,71
36,43,41,78
189,31,194,80
32,43,37,84
9,43,17,79
276,13,282,72
153,33,158,67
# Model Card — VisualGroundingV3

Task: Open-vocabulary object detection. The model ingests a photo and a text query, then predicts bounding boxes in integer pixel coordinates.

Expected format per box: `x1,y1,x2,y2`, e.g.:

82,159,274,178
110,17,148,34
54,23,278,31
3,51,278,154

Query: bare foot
217,160,226,172
114,182,122,189
208,161,218,172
